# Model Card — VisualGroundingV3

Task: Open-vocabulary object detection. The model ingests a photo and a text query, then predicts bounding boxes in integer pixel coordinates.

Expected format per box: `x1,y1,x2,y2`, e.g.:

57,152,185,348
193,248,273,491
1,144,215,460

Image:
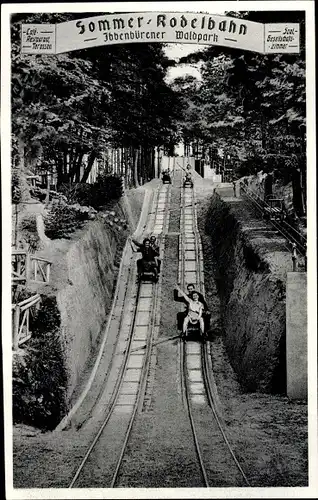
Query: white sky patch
165,63,203,83
164,42,208,61
164,44,205,83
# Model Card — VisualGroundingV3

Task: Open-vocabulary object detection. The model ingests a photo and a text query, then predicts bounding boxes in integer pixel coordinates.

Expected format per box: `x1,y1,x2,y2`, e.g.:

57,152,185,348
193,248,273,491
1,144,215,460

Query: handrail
241,184,306,241
240,184,307,262
12,294,41,349
17,293,41,308
30,256,53,264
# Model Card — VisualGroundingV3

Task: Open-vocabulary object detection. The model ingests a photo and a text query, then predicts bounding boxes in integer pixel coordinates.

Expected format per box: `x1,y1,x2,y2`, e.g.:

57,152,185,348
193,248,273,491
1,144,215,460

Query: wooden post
16,254,21,276
13,305,20,350
14,203,18,248
26,309,29,337
25,252,30,281
46,262,51,282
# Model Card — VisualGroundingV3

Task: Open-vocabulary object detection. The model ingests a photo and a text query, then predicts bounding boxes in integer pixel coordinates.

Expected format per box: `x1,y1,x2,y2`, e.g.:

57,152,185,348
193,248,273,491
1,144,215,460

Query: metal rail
69,280,143,488
179,179,251,487
111,181,172,486
179,182,210,486
110,267,161,487
69,183,171,488
194,186,251,487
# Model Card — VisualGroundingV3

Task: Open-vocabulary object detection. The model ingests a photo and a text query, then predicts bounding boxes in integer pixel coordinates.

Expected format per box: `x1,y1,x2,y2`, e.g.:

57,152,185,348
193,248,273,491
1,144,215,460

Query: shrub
92,173,123,209
59,182,94,206
237,156,265,177
59,175,123,210
12,296,67,430
29,186,47,202
19,213,41,252
44,203,83,239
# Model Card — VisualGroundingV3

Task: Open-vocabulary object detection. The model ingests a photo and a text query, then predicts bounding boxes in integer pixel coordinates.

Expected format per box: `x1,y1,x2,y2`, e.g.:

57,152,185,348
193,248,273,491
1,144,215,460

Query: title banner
21,12,300,55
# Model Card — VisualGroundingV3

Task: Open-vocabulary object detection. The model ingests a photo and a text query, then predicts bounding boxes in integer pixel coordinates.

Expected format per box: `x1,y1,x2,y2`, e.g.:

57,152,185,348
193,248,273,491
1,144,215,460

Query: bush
44,203,83,239
59,175,123,210
59,182,93,206
92,173,123,209
29,186,47,202
19,213,41,252
237,156,265,177
12,296,67,430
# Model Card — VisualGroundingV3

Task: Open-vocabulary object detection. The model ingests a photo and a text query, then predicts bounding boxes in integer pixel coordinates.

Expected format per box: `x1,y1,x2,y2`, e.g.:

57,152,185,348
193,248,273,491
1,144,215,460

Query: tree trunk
299,165,306,216
75,153,84,182
81,152,97,183
68,149,81,183
55,157,64,188
44,172,51,207
133,148,140,188
292,168,304,217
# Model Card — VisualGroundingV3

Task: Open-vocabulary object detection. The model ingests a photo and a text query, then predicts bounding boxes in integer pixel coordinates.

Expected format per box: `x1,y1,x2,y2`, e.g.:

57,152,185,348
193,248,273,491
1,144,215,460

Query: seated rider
174,283,210,331
130,237,159,277
185,171,192,182
149,235,161,274
174,284,205,337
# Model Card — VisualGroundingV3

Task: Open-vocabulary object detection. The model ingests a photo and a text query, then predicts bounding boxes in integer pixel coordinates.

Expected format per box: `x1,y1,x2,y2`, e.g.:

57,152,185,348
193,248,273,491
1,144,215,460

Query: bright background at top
164,43,206,82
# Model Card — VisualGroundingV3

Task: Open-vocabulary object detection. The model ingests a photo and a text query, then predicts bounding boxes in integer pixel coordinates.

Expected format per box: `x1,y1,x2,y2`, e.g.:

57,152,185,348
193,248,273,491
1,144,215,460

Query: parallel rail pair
68,183,171,488
179,176,251,487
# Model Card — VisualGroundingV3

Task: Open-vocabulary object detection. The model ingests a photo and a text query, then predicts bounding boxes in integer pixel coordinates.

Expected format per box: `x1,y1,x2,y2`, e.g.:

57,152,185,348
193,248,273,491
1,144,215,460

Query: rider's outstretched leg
182,316,189,340
199,317,206,342
137,258,143,280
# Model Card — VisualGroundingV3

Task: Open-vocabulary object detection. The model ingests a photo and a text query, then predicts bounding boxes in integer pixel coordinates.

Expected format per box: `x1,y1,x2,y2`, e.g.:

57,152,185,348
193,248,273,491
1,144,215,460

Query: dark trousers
137,258,157,275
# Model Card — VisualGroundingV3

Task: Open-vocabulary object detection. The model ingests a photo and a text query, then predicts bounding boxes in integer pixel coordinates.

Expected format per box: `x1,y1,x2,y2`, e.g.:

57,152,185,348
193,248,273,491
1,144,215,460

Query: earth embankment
13,184,150,428
205,192,291,393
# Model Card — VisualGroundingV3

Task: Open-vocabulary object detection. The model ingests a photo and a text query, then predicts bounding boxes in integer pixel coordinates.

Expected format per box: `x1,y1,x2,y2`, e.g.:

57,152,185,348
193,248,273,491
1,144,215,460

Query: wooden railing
12,251,52,285
11,250,28,285
29,256,52,283
12,294,41,349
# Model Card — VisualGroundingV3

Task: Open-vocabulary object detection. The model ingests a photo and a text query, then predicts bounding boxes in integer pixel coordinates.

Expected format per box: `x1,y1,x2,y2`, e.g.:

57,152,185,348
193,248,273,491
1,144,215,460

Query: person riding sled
174,283,211,333
174,284,205,339
149,235,161,274
130,236,159,278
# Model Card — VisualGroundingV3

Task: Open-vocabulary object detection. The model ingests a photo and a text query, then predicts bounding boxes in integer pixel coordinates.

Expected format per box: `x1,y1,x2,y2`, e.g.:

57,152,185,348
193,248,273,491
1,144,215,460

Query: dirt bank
196,187,307,487
204,192,293,393
12,185,148,428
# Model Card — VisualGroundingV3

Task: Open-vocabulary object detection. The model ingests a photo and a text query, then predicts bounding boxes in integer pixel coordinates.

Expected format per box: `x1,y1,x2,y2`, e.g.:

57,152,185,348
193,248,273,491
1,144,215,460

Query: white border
1,2,317,499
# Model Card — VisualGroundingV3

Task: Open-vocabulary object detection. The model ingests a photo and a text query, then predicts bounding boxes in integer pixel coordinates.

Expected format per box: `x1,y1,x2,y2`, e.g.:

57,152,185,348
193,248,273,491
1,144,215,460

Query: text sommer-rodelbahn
75,14,248,37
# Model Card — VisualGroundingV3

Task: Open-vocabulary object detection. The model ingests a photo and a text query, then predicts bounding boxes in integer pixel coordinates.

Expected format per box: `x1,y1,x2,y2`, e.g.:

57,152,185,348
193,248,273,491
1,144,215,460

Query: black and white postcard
1,1,317,498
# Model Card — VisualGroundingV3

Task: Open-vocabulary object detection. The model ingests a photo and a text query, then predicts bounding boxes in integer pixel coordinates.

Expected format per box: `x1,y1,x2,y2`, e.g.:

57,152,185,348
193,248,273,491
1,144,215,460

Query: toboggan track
178,165,251,487
68,171,173,488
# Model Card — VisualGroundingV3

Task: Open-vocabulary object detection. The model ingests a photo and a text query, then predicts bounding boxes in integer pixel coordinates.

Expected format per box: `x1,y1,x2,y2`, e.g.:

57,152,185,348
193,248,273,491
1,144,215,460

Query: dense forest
11,10,306,213
173,11,306,214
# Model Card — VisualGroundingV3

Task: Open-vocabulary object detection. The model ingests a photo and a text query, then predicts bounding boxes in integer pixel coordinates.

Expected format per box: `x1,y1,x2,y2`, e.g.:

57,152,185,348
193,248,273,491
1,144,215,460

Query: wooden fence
12,294,41,349
12,251,52,285
29,256,52,283
11,250,28,285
